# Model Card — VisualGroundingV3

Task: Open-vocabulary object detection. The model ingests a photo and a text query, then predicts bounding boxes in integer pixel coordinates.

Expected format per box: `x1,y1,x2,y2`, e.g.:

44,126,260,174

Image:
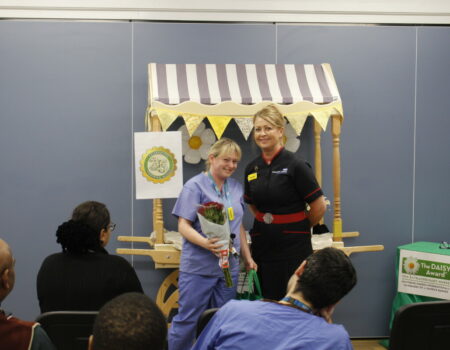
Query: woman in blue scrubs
168,138,256,350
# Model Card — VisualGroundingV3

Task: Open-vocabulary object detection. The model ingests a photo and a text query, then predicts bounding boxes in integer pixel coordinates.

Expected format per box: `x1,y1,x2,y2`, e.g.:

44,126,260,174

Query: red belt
255,210,307,224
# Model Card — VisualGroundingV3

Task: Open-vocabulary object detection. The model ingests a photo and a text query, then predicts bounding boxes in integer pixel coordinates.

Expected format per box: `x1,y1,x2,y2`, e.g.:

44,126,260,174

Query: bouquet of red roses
197,201,233,287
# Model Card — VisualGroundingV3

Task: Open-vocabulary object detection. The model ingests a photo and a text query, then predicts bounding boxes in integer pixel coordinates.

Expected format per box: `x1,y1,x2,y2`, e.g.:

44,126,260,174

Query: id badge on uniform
227,207,235,221
247,173,257,181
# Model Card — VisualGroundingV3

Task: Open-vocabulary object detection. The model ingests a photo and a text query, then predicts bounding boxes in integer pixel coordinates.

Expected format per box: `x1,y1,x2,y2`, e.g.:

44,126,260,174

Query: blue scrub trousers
168,271,238,350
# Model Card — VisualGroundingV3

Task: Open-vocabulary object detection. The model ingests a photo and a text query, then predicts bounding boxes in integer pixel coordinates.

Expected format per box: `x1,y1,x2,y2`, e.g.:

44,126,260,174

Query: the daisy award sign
134,131,183,199
398,246,450,300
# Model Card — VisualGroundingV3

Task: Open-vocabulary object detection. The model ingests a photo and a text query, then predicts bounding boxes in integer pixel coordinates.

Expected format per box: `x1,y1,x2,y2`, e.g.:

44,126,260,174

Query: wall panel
0,20,449,338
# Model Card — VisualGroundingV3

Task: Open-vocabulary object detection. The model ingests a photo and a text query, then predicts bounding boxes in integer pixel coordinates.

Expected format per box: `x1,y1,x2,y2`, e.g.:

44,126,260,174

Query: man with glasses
0,238,56,350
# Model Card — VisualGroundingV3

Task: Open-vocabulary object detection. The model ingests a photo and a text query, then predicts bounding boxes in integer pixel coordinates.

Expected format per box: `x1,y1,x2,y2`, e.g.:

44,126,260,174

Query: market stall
117,63,384,316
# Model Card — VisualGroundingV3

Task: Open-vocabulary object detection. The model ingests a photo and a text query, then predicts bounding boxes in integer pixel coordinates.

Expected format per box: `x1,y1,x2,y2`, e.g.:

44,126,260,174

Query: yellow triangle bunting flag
157,111,179,131
285,113,309,135
333,103,344,119
311,110,330,131
183,115,205,136
207,116,232,139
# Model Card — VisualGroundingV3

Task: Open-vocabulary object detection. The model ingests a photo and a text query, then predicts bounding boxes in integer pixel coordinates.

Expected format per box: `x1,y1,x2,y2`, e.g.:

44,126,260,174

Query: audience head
291,247,357,310
56,201,114,253
0,239,15,303
89,292,167,350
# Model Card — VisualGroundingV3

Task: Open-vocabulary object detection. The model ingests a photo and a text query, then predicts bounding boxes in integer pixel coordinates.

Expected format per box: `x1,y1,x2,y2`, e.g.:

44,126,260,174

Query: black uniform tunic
244,148,323,299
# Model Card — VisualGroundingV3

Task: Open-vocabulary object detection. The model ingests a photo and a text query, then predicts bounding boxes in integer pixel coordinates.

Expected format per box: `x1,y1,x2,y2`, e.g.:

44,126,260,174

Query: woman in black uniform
244,104,326,300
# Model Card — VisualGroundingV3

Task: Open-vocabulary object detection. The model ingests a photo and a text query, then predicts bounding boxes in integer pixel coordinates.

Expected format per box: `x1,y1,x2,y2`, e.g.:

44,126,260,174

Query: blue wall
0,20,449,337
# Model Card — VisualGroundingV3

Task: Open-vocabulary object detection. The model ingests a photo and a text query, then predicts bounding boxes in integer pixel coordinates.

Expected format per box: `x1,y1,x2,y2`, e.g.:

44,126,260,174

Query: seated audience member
37,201,143,312
193,247,357,350
0,238,56,350
88,292,167,350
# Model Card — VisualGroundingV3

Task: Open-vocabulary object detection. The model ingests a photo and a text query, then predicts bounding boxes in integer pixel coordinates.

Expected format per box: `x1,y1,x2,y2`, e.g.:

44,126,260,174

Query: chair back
36,311,98,350
196,308,219,338
389,300,450,350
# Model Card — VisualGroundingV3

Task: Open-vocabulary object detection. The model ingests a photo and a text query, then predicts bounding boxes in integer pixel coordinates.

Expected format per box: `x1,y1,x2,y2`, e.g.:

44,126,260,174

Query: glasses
439,241,450,249
108,223,116,232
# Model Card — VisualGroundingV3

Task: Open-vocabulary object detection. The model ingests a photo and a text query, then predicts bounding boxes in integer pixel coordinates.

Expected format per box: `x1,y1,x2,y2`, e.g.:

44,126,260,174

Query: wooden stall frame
116,62,384,317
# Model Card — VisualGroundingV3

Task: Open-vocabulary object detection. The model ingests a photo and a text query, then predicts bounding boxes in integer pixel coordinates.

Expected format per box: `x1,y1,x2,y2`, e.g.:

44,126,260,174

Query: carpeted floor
351,339,388,350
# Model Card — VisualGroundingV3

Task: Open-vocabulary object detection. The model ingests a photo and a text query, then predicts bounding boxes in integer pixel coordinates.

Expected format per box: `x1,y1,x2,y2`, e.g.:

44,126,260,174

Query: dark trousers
250,219,313,300
256,256,305,300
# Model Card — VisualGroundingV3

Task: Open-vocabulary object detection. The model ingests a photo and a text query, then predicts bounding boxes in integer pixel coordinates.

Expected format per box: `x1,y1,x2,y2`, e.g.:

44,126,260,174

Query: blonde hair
205,138,242,171
253,104,286,129
253,104,285,146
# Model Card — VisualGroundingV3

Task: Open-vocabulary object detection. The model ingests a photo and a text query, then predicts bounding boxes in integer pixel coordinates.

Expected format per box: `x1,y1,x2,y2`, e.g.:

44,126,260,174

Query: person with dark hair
36,201,143,313
244,104,327,300
89,292,167,350
193,247,357,350
0,238,56,350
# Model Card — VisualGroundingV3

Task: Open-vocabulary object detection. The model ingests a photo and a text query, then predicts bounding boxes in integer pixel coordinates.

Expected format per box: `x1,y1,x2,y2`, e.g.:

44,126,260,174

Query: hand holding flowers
197,202,233,287
202,236,221,255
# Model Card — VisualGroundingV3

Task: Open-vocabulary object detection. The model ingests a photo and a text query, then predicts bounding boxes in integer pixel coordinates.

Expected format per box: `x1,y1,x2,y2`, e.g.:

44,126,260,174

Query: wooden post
313,120,323,225
150,113,164,244
331,115,342,241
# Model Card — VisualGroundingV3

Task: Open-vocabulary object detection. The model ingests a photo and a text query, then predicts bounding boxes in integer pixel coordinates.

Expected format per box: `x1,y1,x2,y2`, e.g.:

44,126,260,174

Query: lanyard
281,297,313,314
207,172,234,221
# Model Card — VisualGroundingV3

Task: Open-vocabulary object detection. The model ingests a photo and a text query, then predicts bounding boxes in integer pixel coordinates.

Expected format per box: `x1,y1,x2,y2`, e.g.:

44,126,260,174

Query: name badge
247,173,257,181
227,207,235,221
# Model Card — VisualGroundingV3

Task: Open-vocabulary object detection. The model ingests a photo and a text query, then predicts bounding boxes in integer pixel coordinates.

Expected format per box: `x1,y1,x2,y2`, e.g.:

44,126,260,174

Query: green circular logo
140,147,177,184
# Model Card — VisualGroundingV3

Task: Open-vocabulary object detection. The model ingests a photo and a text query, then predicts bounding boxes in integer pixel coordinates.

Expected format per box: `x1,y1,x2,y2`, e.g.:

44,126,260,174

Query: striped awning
149,63,341,106
147,63,343,138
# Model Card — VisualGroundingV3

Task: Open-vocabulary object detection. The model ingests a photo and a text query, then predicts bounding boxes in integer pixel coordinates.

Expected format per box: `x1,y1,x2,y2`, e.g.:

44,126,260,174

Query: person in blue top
193,247,357,350
168,138,256,350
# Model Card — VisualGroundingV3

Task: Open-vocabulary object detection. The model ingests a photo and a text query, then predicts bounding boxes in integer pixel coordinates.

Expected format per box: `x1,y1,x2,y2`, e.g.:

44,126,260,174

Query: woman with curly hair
36,201,143,313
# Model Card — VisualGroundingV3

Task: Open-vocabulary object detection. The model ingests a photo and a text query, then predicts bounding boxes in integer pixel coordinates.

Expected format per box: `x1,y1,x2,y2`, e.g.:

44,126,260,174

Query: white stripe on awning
304,64,324,104
166,64,179,105
285,64,303,102
186,64,200,103
246,64,262,104
206,64,221,104
226,64,241,103
265,64,283,103
149,63,341,106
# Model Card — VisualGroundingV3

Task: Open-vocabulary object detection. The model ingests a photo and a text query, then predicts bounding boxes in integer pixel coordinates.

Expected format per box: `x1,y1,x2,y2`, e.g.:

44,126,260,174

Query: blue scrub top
193,300,353,350
172,172,244,276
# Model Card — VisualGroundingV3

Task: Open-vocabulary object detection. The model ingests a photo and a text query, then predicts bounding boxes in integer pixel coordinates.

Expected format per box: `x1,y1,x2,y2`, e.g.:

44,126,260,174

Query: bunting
150,103,342,139
182,114,205,136
234,117,254,140
207,116,233,140
285,113,308,136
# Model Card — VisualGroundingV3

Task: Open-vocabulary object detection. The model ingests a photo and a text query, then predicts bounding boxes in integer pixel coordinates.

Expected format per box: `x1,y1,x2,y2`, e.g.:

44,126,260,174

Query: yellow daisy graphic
403,257,420,274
